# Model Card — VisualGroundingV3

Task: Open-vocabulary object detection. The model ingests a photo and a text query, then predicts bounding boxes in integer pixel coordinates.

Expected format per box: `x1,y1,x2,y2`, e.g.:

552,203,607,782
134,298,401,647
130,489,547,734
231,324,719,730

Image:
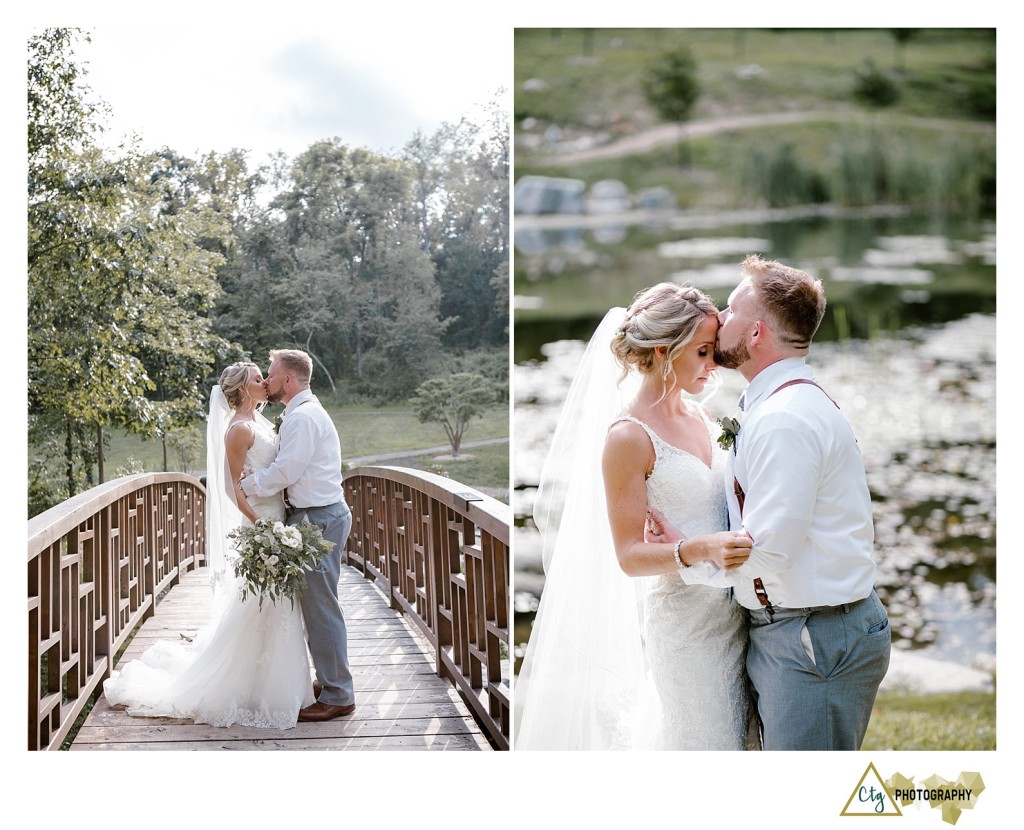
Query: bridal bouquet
226,519,336,610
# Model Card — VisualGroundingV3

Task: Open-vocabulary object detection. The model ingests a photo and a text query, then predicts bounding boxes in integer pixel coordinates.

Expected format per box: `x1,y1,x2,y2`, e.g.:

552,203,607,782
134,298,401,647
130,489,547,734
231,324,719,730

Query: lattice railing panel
343,466,510,749
26,474,206,751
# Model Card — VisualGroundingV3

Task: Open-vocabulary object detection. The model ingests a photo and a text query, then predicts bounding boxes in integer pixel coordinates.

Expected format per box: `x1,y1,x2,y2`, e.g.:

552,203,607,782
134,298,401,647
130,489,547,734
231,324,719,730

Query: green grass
330,402,508,459
368,440,510,498
514,29,994,212
80,401,509,496
861,690,996,751
517,117,993,212
515,28,994,134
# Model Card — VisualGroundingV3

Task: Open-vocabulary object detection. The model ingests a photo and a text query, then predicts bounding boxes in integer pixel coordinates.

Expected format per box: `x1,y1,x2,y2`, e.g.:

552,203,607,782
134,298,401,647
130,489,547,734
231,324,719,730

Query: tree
404,93,509,351
642,46,701,166
28,28,232,506
411,373,497,457
891,29,919,74
221,139,449,400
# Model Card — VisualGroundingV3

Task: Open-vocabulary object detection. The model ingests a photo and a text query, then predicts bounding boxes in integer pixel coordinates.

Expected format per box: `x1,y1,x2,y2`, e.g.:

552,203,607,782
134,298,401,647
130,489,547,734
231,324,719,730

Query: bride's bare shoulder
604,415,654,466
224,419,256,450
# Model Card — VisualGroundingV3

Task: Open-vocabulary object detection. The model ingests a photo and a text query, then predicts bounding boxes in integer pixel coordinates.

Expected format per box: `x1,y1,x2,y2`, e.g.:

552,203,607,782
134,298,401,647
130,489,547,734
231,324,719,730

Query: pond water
513,208,996,680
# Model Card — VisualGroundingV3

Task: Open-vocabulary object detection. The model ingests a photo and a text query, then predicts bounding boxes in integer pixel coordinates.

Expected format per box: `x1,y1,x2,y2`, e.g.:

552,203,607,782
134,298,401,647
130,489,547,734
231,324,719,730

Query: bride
515,283,758,750
103,362,315,728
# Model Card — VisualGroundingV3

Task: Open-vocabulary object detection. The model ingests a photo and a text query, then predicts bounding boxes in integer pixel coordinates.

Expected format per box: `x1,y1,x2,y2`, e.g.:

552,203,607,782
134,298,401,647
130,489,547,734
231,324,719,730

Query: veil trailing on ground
205,385,246,613
514,308,653,750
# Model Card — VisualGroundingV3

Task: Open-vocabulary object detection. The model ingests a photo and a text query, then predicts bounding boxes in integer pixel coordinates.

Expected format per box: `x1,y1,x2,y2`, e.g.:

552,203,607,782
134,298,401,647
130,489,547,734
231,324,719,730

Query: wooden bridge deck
72,566,493,751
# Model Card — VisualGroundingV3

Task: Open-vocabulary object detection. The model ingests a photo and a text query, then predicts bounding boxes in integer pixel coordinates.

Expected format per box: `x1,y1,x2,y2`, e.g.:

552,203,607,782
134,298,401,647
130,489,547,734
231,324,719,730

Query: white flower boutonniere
717,416,742,451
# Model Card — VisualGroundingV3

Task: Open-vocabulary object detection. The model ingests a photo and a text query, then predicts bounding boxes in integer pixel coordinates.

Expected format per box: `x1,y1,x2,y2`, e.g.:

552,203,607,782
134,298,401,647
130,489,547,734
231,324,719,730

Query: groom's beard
266,386,285,403
713,339,749,370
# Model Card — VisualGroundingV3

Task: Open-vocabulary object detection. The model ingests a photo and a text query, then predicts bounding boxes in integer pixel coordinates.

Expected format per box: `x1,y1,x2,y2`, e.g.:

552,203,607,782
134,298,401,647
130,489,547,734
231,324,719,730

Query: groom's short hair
270,349,313,384
743,254,826,349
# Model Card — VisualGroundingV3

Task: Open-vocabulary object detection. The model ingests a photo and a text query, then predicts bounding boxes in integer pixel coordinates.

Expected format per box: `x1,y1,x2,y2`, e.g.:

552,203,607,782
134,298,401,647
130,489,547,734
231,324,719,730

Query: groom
239,348,356,722
652,255,890,750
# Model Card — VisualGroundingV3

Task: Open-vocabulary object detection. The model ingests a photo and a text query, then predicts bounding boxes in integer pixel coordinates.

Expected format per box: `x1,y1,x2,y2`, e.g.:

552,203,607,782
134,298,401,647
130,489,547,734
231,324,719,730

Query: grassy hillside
515,28,995,210
67,401,510,498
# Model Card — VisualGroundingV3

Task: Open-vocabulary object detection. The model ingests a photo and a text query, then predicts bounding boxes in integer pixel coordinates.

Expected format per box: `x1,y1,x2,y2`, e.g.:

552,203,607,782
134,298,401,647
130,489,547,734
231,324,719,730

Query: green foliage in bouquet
227,519,335,610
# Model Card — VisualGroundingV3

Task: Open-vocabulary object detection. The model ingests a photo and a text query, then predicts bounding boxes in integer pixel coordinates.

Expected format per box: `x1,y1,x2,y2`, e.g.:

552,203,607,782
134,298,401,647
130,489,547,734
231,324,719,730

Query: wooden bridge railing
26,474,207,751
343,466,511,750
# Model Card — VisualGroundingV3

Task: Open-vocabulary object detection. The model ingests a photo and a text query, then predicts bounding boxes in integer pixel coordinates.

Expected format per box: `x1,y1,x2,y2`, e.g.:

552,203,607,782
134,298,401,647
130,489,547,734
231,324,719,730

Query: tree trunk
65,420,75,497
97,423,105,483
355,326,363,378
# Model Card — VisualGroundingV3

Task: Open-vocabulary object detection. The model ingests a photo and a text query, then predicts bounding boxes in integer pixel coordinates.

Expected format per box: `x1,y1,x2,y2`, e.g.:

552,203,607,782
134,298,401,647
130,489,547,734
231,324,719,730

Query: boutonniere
717,416,741,451
273,414,284,434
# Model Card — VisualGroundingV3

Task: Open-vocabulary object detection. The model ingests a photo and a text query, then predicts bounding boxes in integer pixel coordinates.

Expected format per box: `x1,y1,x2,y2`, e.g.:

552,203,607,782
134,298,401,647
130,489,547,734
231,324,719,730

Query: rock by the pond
514,175,585,215
637,186,677,211
585,179,631,214
880,649,994,694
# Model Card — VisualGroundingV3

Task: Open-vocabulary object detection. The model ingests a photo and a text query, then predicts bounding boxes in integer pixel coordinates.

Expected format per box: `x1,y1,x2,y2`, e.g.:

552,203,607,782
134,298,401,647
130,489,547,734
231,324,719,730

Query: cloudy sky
77,24,509,162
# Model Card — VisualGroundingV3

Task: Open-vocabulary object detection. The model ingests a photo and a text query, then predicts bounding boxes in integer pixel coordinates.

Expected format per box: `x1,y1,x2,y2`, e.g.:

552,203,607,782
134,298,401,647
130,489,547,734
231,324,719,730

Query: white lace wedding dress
617,412,754,750
103,421,314,728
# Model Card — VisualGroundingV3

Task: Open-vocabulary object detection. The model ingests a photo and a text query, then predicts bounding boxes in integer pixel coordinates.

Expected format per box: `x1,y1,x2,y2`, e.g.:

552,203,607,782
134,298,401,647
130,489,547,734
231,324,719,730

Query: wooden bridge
27,467,510,751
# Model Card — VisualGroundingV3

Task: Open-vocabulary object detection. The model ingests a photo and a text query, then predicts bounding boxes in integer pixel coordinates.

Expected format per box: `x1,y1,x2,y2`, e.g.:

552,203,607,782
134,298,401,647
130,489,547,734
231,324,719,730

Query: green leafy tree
404,93,509,350
224,139,449,399
28,28,231,505
210,98,508,404
642,46,701,165
411,373,497,457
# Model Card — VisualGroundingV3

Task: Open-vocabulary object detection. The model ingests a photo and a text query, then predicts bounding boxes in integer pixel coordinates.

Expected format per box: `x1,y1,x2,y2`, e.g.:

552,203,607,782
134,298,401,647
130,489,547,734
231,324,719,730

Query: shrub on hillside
852,59,900,107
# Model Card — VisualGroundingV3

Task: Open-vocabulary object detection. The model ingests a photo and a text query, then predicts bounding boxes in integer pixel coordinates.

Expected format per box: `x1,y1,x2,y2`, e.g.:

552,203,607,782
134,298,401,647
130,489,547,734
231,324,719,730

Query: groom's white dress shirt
240,389,344,509
679,357,877,609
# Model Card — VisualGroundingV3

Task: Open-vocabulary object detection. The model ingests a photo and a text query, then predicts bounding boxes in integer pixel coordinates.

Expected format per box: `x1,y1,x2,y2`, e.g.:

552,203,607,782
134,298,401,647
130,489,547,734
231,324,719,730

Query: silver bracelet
672,538,685,569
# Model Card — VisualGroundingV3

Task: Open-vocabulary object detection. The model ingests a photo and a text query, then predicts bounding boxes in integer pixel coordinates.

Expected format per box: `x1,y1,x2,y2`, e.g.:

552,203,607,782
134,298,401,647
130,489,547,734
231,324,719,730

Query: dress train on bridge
103,397,314,729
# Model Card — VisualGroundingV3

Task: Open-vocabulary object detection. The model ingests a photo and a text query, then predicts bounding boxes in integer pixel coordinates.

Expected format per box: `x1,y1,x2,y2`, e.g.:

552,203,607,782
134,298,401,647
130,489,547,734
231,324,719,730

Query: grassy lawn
93,400,509,496
361,440,510,498
861,690,996,751
515,28,994,214
515,28,994,136
327,402,508,459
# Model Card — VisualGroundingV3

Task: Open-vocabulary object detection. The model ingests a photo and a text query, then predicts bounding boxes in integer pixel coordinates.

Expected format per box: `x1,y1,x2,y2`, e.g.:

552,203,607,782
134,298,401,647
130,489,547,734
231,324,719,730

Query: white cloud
80,25,508,161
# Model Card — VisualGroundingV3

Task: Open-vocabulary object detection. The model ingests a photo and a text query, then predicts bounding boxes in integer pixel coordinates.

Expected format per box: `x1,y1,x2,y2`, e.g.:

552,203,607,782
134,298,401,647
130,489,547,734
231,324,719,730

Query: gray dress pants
746,590,890,750
287,501,355,707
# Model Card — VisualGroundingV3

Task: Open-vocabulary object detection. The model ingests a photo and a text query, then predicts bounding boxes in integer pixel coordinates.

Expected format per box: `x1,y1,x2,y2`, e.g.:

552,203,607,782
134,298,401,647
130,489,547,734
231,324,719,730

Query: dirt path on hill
536,110,993,166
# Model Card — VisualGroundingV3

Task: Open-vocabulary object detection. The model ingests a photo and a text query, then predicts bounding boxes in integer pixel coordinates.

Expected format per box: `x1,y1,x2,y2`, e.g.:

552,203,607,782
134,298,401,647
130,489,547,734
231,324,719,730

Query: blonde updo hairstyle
219,361,260,409
610,283,718,401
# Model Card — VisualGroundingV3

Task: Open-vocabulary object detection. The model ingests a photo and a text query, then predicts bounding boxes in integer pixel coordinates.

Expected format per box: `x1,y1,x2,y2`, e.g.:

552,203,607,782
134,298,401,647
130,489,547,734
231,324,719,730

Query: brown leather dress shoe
313,682,323,699
298,701,355,722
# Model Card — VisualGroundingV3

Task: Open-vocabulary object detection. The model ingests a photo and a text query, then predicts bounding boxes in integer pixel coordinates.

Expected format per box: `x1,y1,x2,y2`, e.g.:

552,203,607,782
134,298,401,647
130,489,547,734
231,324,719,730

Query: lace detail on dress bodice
239,420,286,522
610,410,753,750
615,411,729,540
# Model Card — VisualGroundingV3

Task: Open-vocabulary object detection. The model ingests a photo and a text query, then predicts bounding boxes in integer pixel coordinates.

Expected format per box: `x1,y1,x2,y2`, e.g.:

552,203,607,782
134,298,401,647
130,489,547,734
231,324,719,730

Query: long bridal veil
204,386,275,614
205,385,244,614
514,308,653,750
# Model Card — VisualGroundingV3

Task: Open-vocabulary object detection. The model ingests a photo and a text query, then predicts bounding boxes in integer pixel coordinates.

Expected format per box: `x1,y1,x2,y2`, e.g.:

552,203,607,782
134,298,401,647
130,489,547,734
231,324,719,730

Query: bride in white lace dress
103,362,314,728
515,284,758,750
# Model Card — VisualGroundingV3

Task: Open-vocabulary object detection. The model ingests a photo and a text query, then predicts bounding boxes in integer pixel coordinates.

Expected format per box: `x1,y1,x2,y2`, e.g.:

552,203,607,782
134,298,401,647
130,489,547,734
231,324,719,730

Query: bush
852,59,900,107
28,456,67,518
446,348,510,401
746,143,828,207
